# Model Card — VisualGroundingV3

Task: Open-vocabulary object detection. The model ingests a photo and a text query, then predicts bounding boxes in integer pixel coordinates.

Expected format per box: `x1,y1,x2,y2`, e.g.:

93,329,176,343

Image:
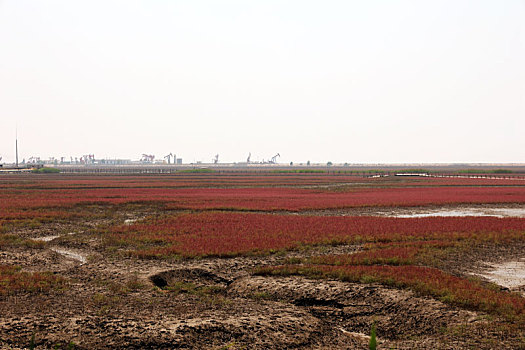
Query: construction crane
141,154,155,163
213,154,219,164
246,153,251,163
164,153,173,164
269,153,280,164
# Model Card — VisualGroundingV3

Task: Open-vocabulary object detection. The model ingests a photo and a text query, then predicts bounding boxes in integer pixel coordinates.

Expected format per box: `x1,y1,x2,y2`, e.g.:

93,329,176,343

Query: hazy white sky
1,1,524,164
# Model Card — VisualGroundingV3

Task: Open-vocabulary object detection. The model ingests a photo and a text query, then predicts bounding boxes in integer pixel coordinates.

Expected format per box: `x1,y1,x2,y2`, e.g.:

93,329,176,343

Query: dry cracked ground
1,204,525,349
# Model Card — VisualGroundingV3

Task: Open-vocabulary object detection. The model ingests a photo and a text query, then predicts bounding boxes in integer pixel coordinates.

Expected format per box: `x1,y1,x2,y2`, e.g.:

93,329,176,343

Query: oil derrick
269,153,280,164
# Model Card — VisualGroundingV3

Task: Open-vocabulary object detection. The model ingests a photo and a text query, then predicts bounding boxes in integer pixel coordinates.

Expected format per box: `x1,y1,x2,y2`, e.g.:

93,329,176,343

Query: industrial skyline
3,136,525,168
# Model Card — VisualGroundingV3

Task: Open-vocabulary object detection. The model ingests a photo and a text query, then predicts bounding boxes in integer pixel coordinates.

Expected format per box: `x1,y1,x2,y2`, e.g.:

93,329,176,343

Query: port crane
246,153,251,163
269,153,280,164
213,154,219,164
164,153,173,164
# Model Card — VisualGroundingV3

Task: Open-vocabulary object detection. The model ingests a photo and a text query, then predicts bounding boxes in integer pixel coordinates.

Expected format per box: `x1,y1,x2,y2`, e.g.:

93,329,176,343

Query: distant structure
15,130,19,168
31,157,40,164
247,153,251,163
80,154,95,165
170,154,182,165
213,154,219,164
140,154,155,163
98,159,131,165
164,153,173,164
28,156,42,165
269,153,280,164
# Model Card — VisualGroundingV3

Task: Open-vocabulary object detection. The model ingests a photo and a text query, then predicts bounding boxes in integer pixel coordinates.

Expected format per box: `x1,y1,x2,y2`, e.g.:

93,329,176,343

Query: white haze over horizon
1,1,524,164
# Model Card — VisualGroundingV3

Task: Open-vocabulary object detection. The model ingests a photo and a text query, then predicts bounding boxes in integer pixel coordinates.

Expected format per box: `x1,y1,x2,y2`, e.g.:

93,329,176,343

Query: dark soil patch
150,268,232,289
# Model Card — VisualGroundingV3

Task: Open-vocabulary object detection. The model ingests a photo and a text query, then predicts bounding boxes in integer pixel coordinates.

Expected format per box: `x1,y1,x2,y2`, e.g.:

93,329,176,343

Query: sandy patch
476,259,525,295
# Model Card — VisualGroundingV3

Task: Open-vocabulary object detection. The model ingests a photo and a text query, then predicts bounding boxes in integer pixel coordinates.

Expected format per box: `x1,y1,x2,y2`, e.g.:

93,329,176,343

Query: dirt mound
162,304,325,349
229,276,479,340
150,268,231,289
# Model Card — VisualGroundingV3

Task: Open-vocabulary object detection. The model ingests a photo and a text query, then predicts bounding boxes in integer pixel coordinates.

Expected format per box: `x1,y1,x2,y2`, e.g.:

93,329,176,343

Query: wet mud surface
475,259,525,296
299,203,525,218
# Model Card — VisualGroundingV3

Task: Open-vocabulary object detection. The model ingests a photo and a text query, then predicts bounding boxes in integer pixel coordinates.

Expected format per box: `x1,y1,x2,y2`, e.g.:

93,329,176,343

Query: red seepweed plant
0,265,66,295
2,174,525,212
109,212,525,258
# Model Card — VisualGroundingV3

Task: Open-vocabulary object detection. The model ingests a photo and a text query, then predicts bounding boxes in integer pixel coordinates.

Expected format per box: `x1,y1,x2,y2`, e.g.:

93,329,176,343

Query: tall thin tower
15,127,18,168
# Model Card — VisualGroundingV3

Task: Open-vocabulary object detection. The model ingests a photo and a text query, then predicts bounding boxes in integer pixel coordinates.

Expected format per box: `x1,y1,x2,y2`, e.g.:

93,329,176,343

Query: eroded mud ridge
228,276,478,340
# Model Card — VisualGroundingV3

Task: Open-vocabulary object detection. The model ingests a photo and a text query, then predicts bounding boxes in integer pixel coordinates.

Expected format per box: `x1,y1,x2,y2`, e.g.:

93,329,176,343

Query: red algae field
1,172,525,349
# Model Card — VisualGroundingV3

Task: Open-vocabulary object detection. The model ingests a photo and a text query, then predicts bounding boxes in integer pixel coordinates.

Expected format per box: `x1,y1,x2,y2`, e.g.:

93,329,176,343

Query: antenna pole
15,127,19,168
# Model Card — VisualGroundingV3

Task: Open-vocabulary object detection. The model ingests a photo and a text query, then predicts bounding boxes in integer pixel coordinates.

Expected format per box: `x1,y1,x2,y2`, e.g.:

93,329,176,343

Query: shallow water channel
32,232,88,264
50,248,87,264
392,207,525,218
